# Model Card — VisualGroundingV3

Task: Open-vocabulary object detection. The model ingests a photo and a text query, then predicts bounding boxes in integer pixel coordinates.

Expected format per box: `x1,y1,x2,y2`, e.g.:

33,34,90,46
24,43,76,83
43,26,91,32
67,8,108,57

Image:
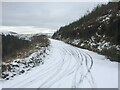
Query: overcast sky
1,2,108,34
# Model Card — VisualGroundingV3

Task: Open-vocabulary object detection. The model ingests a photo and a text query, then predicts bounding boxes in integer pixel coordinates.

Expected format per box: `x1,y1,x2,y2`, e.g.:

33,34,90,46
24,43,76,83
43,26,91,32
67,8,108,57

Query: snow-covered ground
0,39,118,88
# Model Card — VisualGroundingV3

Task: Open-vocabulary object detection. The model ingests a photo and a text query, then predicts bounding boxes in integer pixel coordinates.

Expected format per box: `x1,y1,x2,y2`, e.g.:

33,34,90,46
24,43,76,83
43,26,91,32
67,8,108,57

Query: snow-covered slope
0,39,118,88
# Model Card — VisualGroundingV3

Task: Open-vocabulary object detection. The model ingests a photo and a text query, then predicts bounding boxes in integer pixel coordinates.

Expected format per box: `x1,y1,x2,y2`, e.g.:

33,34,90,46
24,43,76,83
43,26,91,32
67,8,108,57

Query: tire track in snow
77,50,95,88
39,47,77,88
20,48,65,88
66,46,95,88
36,41,95,88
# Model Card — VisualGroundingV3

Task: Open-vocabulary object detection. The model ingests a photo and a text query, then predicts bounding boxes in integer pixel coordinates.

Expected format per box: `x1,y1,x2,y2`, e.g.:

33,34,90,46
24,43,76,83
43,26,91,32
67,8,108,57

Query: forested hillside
52,2,120,62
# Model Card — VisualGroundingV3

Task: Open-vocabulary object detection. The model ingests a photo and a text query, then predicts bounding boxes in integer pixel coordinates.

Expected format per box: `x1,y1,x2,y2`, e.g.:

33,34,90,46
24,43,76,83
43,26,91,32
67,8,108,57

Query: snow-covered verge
1,46,50,80
0,39,118,88
65,36,120,62
68,35,120,52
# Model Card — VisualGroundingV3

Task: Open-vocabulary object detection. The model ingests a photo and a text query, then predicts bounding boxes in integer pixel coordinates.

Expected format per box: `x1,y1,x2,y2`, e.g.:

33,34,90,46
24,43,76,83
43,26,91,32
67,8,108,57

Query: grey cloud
2,2,106,29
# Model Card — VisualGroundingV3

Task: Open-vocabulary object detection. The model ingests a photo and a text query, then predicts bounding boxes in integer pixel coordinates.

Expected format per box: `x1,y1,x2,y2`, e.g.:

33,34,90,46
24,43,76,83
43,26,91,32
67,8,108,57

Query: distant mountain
35,32,53,38
52,2,120,62
0,31,18,35
8,31,18,34
0,31,53,41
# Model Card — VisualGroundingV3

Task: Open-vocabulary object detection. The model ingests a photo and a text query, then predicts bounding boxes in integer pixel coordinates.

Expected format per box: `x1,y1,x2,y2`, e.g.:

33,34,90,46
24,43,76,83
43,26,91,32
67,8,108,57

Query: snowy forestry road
1,39,118,88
